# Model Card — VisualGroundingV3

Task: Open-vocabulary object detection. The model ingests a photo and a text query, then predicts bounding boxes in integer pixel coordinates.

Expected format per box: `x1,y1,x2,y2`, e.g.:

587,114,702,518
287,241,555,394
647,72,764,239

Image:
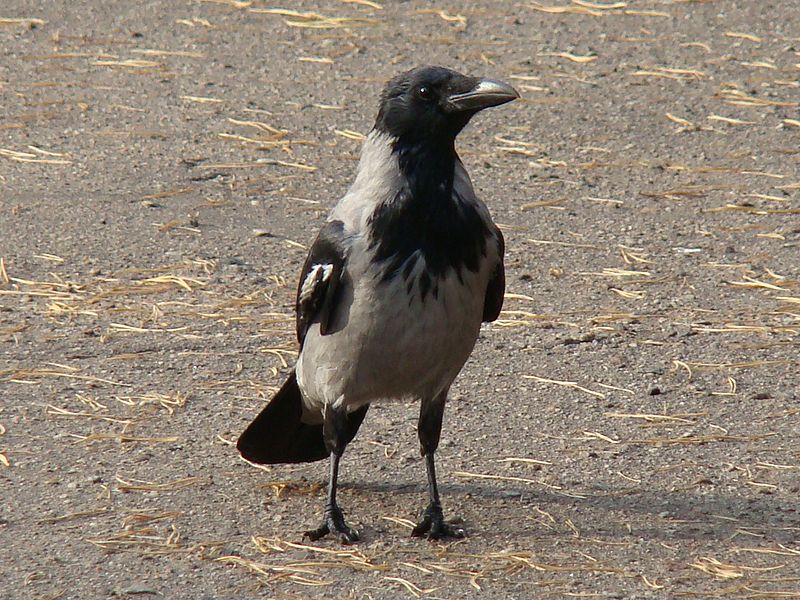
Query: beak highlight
445,78,520,113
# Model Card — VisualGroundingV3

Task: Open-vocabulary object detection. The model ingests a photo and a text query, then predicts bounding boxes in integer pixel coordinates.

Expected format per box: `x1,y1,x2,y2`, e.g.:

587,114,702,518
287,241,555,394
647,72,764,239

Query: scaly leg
304,405,359,543
411,389,465,540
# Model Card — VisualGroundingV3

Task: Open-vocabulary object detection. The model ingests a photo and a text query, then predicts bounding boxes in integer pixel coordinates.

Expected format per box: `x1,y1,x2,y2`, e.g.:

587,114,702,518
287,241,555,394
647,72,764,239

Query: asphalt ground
1,1,799,598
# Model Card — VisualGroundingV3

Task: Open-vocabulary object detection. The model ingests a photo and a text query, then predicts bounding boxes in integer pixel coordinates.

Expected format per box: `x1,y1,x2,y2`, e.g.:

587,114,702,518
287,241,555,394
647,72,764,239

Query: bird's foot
411,502,465,540
304,503,359,544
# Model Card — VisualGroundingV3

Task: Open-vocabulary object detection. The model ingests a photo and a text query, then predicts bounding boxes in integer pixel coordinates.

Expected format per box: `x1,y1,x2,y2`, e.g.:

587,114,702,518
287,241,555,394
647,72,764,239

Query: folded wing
296,220,348,345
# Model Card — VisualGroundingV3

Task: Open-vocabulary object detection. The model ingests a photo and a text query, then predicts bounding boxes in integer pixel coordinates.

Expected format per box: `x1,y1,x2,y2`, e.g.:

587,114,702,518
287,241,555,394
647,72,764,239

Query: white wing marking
299,263,333,304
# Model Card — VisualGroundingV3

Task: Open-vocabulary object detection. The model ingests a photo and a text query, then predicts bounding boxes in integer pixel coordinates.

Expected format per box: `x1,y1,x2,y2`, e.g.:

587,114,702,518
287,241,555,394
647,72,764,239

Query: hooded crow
237,66,518,543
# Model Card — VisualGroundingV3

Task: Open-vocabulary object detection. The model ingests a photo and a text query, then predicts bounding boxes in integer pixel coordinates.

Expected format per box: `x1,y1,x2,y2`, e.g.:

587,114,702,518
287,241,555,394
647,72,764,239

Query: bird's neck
363,129,488,279
393,135,457,201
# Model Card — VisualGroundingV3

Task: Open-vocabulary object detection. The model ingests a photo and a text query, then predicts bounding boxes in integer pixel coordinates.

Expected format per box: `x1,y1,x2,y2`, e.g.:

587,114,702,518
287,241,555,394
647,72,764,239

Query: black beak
445,78,520,113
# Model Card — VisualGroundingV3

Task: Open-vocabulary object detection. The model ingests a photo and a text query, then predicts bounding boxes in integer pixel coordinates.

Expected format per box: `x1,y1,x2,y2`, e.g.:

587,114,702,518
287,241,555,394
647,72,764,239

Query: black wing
482,227,505,322
296,220,348,346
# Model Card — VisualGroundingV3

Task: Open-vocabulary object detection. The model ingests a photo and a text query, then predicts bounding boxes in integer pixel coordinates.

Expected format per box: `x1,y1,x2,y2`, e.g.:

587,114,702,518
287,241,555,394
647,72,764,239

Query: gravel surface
1,1,799,598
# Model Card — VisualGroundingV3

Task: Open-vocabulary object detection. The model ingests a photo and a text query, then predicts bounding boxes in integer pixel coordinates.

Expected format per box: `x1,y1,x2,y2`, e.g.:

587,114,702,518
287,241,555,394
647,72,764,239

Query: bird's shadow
339,480,798,545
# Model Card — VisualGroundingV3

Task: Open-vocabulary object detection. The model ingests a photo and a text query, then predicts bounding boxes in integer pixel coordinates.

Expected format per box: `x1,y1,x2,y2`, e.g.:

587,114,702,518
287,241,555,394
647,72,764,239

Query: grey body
295,131,502,418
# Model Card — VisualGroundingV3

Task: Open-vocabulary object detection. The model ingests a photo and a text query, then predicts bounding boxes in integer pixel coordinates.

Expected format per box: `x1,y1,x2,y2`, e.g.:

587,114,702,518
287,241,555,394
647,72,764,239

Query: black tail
236,369,369,465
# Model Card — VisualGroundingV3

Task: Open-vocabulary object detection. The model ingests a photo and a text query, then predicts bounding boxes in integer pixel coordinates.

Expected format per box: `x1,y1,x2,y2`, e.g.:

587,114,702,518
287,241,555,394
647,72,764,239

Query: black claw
412,503,465,540
304,504,359,544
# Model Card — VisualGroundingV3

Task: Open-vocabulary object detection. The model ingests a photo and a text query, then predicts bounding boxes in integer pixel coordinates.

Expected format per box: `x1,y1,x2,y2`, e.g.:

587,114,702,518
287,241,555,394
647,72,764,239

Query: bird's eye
417,85,432,100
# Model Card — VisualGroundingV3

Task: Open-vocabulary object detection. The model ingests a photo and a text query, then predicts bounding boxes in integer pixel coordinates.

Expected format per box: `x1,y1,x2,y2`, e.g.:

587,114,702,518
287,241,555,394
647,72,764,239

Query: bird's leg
304,404,359,544
412,390,465,540
304,452,358,543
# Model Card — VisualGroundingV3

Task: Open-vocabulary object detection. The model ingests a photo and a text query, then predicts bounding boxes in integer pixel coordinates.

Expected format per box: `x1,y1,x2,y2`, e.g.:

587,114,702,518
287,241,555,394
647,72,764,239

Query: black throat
396,135,456,204
367,134,489,287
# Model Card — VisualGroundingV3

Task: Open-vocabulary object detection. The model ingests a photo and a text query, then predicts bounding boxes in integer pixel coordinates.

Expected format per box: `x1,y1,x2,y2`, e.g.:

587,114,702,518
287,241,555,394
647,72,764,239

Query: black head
374,66,519,143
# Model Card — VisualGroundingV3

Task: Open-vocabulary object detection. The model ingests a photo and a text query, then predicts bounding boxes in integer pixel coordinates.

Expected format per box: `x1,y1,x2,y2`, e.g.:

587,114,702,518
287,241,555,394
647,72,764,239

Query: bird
237,66,518,543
